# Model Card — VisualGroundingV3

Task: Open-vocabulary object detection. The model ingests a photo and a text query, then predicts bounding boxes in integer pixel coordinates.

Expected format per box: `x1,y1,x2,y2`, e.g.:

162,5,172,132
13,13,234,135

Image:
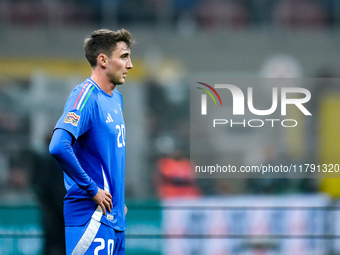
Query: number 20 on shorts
94,238,114,255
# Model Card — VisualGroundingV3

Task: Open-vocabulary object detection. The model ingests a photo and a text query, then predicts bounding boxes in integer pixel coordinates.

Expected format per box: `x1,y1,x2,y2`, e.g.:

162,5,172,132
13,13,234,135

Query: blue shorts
65,218,125,255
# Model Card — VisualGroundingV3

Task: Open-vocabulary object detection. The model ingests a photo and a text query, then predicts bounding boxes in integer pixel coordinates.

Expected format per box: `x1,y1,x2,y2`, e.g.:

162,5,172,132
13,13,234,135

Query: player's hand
125,204,128,215
92,187,113,215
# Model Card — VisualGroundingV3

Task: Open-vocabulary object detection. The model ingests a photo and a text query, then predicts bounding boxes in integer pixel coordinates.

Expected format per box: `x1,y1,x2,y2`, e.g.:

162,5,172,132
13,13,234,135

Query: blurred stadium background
1,0,340,254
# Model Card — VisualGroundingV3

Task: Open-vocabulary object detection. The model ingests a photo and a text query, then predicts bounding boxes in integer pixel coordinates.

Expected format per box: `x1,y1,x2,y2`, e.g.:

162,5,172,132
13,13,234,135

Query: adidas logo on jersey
106,113,114,123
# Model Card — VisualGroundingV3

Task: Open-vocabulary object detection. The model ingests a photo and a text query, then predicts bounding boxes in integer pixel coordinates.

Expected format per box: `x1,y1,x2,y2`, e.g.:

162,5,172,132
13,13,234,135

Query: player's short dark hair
84,28,135,67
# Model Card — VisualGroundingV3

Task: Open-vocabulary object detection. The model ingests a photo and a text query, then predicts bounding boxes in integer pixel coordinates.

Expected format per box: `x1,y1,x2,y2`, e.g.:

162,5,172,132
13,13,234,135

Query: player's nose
127,57,133,69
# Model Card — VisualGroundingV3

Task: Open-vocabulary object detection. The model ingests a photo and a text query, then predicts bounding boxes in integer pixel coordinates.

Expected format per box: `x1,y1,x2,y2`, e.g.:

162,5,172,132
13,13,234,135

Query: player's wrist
86,181,98,198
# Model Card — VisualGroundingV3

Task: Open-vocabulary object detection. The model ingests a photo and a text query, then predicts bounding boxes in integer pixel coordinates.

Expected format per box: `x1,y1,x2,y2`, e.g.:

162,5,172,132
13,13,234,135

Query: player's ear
97,54,108,67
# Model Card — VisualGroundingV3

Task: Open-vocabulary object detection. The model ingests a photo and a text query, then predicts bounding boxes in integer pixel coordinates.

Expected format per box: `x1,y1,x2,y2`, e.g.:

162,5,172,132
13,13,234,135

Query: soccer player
49,28,134,255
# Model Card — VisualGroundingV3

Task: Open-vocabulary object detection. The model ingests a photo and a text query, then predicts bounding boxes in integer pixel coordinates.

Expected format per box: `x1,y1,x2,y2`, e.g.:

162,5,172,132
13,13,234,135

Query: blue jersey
54,78,126,231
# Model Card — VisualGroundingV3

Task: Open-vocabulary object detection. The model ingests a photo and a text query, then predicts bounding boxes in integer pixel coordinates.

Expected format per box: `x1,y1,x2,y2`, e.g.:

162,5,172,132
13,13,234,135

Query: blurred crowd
0,0,338,30
1,61,340,201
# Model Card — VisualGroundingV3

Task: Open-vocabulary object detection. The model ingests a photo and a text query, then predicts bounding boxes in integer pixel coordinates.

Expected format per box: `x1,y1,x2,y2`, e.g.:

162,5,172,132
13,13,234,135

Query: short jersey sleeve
55,82,97,139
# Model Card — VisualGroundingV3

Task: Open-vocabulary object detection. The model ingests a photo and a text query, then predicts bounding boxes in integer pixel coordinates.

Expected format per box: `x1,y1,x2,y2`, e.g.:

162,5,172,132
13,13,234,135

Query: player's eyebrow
115,44,131,57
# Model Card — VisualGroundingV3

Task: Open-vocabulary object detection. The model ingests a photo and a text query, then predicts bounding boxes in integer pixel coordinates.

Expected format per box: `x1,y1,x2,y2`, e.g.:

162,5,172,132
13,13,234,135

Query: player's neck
90,72,116,95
